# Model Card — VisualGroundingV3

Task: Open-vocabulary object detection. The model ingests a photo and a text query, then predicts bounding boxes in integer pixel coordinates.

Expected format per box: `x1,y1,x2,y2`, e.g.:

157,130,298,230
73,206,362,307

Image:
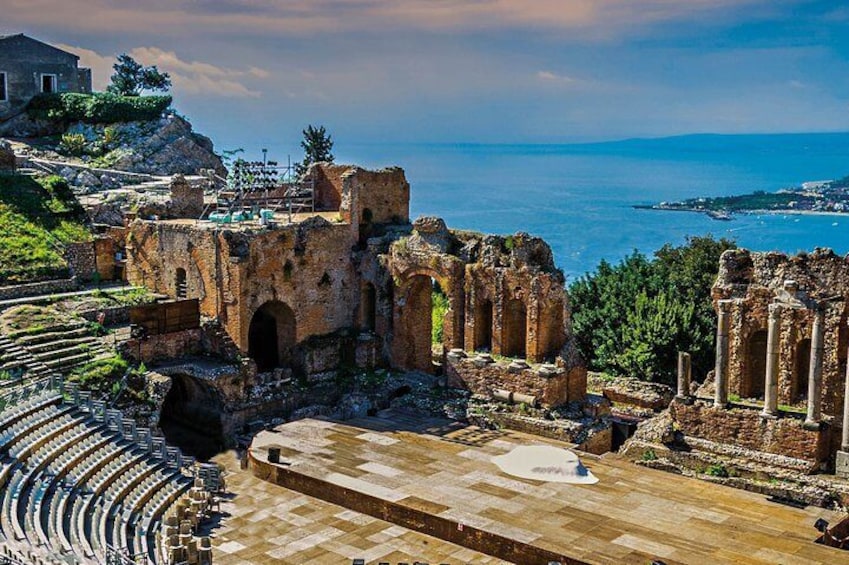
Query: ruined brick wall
671,401,830,464
63,241,96,281
343,166,410,226
125,216,359,362
445,354,575,407
123,328,205,364
310,163,346,212
713,248,849,420
93,236,115,280
169,174,204,218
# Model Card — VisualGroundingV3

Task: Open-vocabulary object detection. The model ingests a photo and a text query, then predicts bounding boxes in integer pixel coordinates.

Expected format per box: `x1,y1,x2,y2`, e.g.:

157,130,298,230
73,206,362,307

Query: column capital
717,299,734,313
768,302,783,319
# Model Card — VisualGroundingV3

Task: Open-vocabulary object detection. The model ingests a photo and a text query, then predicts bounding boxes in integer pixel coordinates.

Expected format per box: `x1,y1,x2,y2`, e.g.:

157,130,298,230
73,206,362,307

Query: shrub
27,93,172,124
70,354,128,392
705,463,729,478
432,285,449,344
59,133,86,156
641,449,658,462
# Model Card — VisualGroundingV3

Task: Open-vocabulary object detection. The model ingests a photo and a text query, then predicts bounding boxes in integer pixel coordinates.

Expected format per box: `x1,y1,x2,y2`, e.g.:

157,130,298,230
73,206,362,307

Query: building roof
0,34,80,59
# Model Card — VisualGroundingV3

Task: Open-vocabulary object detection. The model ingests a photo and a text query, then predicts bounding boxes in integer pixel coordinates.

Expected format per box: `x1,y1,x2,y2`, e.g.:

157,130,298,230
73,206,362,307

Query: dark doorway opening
612,417,639,451
248,301,296,372
746,330,768,398
474,299,493,352
159,374,224,460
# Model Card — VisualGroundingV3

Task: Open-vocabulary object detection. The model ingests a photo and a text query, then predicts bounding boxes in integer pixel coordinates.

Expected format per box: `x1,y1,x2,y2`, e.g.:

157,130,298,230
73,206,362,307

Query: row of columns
707,299,846,439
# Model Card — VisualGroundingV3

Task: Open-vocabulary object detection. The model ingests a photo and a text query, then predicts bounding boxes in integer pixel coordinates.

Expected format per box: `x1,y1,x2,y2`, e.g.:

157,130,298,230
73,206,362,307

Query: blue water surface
346,133,849,280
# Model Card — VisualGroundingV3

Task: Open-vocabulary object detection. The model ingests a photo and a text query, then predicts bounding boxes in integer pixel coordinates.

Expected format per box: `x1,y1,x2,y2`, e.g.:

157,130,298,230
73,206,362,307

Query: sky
4,0,849,155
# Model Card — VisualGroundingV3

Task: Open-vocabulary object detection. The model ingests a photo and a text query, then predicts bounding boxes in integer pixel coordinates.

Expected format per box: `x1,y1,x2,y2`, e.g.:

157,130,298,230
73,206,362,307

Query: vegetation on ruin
26,92,172,124
0,174,91,283
432,286,449,344
570,235,736,385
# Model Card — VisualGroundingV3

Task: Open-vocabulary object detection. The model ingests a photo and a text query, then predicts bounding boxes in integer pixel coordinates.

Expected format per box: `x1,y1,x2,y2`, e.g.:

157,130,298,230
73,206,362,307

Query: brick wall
671,400,830,464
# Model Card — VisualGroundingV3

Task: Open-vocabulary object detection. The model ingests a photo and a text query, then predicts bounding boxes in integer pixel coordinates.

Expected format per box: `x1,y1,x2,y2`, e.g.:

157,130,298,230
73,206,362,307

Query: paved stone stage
209,450,506,564
248,411,845,565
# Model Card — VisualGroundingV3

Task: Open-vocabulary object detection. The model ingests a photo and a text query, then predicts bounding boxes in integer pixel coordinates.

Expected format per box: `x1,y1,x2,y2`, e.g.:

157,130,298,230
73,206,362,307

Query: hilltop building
0,34,92,121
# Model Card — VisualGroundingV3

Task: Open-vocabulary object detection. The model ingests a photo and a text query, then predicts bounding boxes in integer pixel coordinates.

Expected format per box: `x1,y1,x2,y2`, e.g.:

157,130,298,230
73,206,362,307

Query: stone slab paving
249,410,847,565
209,450,508,564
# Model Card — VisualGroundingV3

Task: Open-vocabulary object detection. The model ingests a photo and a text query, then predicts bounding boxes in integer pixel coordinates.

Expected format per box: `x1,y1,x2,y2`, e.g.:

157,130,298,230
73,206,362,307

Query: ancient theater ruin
122,163,591,449
622,247,849,511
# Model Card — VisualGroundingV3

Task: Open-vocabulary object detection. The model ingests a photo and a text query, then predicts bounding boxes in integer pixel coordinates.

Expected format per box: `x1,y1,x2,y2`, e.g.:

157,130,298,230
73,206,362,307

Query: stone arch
503,297,528,358
745,329,767,398
175,267,187,299
794,338,812,401
391,267,461,373
474,298,493,352
248,301,297,372
159,373,224,460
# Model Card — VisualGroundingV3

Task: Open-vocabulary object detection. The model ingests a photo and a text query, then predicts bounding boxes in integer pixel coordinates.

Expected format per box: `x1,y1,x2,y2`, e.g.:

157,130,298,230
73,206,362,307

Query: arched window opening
175,268,187,299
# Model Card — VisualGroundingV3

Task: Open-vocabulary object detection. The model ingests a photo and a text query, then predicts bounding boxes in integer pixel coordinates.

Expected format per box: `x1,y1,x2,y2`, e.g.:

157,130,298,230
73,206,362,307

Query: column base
802,420,823,431
674,395,693,405
836,450,849,479
759,411,778,420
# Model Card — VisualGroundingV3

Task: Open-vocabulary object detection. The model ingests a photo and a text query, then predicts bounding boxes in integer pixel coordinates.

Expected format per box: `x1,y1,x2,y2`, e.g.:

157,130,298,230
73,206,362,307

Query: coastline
635,205,849,221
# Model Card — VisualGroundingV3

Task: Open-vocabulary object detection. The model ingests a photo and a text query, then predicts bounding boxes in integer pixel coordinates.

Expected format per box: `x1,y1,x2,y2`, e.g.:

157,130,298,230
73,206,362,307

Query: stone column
804,306,825,428
761,303,781,417
714,300,732,407
677,351,691,400
837,335,849,478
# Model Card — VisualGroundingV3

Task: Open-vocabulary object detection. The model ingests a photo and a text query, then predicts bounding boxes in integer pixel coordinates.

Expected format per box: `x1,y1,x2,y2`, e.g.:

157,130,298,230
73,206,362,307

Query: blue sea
343,133,849,280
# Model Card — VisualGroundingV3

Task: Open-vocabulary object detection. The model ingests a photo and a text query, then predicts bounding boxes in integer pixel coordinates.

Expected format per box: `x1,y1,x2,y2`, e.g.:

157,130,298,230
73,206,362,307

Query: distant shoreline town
638,175,849,220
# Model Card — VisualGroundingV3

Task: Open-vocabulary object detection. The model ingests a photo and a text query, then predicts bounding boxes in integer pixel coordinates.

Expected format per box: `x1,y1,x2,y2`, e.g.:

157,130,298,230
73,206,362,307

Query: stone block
837,450,849,478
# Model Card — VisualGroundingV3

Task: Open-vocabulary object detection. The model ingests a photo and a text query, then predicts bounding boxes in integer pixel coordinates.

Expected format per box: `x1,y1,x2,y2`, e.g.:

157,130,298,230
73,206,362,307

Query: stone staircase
1,322,111,384
624,433,849,507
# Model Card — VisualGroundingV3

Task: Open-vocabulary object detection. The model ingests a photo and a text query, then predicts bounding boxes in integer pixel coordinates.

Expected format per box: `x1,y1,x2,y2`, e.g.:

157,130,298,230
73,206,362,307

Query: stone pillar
838,338,849,478
714,300,732,407
761,303,781,418
677,351,691,400
804,306,825,428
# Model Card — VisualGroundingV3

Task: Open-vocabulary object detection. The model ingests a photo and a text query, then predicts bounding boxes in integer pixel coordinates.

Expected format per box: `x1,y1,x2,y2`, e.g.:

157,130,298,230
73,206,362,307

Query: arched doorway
248,301,296,372
159,374,224,460
795,338,812,401
392,273,456,373
503,298,527,358
746,330,767,398
474,299,493,352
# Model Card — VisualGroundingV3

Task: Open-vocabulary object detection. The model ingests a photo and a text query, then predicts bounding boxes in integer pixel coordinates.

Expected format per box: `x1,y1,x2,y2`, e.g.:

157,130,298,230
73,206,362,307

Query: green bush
59,133,86,156
570,236,736,385
432,285,449,344
27,92,172,124
705,463,730,478
70,354,128,391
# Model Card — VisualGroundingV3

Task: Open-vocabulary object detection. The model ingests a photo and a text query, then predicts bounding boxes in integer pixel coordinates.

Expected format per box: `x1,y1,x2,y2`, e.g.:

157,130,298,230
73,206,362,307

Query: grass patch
0,174,91,284
69,353,128,392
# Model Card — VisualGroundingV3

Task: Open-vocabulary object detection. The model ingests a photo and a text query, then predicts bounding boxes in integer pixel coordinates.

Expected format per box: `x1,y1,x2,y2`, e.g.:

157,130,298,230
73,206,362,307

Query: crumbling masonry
673,248,849,477
125,163,586,431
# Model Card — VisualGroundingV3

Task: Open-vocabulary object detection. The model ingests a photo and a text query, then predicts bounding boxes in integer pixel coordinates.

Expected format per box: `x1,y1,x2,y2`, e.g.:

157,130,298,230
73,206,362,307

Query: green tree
295,125,334,176
107,54,171,97
569,236,736,385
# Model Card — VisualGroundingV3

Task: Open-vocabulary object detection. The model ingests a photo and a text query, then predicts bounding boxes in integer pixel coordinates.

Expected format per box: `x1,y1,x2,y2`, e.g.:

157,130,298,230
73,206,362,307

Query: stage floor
249,410,845,565
209,450,507,564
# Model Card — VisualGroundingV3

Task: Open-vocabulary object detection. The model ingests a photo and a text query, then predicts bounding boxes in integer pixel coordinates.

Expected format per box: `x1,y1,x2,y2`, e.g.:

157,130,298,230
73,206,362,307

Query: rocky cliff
1,112,224,178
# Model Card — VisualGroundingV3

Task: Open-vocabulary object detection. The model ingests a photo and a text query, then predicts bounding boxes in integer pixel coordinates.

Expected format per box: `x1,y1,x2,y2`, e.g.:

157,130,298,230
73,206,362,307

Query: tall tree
569,236,736,384
296,125,334,176
107,54,171,97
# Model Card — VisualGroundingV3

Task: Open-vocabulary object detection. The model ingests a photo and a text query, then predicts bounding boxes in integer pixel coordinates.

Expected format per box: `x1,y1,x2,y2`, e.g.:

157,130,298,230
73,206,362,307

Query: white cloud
537,70,579,84
56,44,269,98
